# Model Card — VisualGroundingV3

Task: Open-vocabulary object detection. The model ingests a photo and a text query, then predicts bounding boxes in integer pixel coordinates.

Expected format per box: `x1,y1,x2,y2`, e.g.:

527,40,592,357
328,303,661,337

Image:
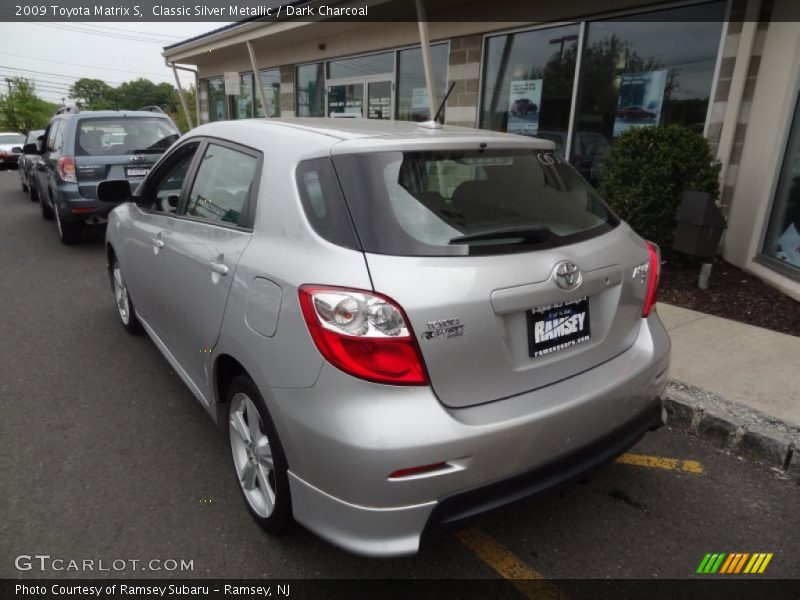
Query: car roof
0,132,24,135
56,111,174,120
190,118,556,154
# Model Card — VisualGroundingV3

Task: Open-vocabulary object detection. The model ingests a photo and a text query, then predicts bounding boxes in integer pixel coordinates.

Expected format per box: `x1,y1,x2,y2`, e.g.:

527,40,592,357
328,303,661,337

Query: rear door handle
209,262,229,276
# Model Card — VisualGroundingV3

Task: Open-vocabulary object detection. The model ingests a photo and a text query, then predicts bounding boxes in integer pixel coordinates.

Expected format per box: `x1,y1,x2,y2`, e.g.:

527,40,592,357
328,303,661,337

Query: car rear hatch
330,138,653,408
73,116,179,198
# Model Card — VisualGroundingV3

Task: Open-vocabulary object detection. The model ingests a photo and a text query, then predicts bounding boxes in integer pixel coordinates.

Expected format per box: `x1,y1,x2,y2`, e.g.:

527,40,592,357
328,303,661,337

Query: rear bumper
54,183,114,223
268,312,670,557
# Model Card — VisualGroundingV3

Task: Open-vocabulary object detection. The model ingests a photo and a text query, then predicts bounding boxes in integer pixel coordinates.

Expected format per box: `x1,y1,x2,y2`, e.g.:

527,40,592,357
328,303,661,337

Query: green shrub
598,124,720,253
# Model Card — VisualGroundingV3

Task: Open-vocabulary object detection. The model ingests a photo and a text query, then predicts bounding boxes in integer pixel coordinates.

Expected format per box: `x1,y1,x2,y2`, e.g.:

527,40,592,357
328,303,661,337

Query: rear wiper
449,226,552,245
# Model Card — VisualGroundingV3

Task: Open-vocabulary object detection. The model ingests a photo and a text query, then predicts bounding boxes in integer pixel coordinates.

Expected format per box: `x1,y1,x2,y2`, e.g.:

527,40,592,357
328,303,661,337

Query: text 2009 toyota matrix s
99,118,670,557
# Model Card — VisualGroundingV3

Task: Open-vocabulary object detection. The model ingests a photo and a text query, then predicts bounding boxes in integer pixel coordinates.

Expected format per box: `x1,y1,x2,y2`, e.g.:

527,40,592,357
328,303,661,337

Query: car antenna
418,82,456,130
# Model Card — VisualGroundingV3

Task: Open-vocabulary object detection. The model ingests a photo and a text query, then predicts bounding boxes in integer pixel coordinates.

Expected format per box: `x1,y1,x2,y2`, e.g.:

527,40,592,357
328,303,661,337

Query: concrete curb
663,380,800,480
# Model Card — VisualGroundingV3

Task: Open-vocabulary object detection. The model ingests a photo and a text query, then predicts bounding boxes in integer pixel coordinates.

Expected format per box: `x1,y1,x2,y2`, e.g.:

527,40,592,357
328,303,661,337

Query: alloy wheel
229,393,276,518
112,263,130,325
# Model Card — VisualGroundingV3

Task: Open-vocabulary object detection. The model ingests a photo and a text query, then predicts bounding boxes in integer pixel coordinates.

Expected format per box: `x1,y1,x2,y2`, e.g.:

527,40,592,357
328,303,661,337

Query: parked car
99,118,670,557
26,107,179,244
615,105,657,120
0,132,25,170
510,98,538,115
18,129,45,200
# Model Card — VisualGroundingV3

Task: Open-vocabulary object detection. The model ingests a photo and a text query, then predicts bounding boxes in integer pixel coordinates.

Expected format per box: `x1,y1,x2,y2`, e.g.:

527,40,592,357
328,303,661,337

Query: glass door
367,80,392,120
327,80,364,117
327,77,394,119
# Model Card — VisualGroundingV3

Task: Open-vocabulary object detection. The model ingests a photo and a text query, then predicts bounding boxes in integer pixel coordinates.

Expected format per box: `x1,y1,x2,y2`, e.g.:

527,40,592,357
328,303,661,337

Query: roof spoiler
138,105,166,114
55,106,80,115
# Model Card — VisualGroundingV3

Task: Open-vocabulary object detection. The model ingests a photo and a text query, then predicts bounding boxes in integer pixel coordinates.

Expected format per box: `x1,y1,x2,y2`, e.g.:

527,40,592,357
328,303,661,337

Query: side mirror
22,143,38,154
97,179,132,204
36,136,44,153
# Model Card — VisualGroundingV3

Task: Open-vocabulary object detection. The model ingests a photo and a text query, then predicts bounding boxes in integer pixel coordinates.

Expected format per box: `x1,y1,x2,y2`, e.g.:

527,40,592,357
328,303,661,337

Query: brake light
56,156,77,183
298,285,429,385
642,241,661,317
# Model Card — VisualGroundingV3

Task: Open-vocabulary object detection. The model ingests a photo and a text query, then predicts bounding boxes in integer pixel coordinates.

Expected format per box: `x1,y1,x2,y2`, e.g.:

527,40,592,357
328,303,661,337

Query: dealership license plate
125,166,151,179
527,297,591,357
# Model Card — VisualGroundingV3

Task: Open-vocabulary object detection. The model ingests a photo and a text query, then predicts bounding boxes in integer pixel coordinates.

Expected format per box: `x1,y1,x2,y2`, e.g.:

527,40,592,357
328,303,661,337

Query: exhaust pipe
85,215,107,226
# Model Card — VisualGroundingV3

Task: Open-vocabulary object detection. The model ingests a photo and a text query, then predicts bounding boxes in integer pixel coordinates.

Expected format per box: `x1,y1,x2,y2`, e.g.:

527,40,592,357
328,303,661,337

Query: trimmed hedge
598,124,720,253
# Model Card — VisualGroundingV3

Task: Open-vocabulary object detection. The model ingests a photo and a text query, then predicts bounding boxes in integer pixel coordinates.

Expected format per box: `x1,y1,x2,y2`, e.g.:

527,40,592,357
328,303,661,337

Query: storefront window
232,73,254,119
480,24,580,155
207,77,228,122
396,44,448,122
572,1,725,182
296,63,325,117
256,68,281,118
328,52,394,79
763,95,800,273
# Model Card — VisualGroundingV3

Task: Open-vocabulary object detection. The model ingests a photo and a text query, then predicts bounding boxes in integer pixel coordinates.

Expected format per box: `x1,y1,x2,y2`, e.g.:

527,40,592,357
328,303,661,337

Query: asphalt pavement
0,169,797,587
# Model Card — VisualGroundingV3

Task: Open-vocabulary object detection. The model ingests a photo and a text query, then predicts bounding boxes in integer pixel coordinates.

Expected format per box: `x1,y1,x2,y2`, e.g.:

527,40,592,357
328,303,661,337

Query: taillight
56,156,77,182
642,241,661,317
298,285,429,386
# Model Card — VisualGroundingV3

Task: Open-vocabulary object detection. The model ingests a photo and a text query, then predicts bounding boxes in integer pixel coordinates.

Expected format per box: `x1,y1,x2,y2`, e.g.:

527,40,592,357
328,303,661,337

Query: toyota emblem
553,261,581,291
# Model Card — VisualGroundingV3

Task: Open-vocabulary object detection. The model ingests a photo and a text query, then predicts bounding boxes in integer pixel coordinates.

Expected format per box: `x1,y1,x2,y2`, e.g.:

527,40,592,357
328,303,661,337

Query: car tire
40,194,53,220
21,176,28,193
29,183,38,202
226,375,292,534
111,258,142,334
55,207,82,245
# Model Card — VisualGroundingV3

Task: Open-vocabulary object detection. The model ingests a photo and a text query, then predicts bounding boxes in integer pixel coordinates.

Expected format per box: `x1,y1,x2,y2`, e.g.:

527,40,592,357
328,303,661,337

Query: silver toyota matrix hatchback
100,119,670,557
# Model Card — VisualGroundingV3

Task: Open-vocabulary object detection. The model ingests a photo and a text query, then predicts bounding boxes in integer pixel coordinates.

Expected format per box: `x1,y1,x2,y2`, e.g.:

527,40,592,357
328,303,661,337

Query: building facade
163,0,800,300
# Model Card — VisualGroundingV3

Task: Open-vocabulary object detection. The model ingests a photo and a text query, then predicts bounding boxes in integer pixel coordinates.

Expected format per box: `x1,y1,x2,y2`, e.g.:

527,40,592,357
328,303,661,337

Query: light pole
549,35,578,61
4,78,13,93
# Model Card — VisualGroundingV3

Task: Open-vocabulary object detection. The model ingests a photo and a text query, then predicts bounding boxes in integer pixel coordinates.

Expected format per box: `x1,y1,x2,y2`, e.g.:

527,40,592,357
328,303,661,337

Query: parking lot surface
0,170,797,586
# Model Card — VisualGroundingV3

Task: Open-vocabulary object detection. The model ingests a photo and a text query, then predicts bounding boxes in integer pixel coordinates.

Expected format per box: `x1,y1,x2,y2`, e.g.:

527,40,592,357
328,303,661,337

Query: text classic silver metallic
102,118,670,557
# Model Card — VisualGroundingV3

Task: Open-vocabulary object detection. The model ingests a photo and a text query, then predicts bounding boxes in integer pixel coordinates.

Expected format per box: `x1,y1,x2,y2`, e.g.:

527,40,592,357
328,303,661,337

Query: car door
158,139,260,402
34,120,59,203
121,141,202,339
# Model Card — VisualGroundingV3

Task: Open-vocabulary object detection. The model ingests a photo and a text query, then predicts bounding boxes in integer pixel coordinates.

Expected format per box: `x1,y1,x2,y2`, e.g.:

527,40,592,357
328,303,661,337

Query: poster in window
613,69,668,138
411,88,429,121
507,79,543,136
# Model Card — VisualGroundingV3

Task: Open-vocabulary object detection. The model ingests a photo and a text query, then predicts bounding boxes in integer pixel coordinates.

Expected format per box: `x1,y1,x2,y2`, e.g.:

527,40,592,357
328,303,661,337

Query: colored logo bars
696,553,773,574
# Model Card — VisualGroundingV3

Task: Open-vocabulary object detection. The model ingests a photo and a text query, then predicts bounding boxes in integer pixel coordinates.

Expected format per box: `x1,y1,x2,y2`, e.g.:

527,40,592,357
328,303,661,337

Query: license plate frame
125,166,151,179
527,297,591,358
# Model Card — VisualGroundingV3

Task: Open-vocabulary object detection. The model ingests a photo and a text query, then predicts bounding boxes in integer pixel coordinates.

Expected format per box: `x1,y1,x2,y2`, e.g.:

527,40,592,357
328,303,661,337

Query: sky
0,22,233,104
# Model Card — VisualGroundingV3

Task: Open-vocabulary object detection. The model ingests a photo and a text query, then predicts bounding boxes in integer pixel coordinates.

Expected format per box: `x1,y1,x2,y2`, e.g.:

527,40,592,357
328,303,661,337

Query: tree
167,86,197,133
0,78,58,132
69,78,114,109
598,124,720,253
116,79,177,111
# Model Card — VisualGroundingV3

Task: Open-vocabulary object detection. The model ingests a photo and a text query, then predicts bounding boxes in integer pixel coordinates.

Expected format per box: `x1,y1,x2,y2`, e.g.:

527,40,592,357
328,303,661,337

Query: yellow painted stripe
615,453,704,474
748,554,766,574
455,527,566,600
743,554,759,574
719,553,736,574
758,553,773,574
734,553,750,573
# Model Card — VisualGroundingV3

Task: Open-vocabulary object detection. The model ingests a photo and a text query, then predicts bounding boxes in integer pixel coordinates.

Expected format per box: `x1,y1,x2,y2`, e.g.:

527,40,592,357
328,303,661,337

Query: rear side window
75,117,179,156
332,150,619,256
295,158,359,250
45,121,60,152
184,143,257,227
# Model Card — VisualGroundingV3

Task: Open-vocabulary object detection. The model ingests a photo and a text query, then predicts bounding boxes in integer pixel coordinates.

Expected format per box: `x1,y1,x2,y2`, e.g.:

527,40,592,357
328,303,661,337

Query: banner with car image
612,69,668,138
508,79,543,136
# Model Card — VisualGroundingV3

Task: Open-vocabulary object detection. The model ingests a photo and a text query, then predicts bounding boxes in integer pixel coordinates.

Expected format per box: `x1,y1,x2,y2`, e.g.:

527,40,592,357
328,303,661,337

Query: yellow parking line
615,453,704,474
455,527,566,600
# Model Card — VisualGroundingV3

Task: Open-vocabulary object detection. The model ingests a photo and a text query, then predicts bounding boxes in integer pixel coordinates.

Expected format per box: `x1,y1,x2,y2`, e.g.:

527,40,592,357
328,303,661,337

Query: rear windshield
75,117,179,157
329,149,618,256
